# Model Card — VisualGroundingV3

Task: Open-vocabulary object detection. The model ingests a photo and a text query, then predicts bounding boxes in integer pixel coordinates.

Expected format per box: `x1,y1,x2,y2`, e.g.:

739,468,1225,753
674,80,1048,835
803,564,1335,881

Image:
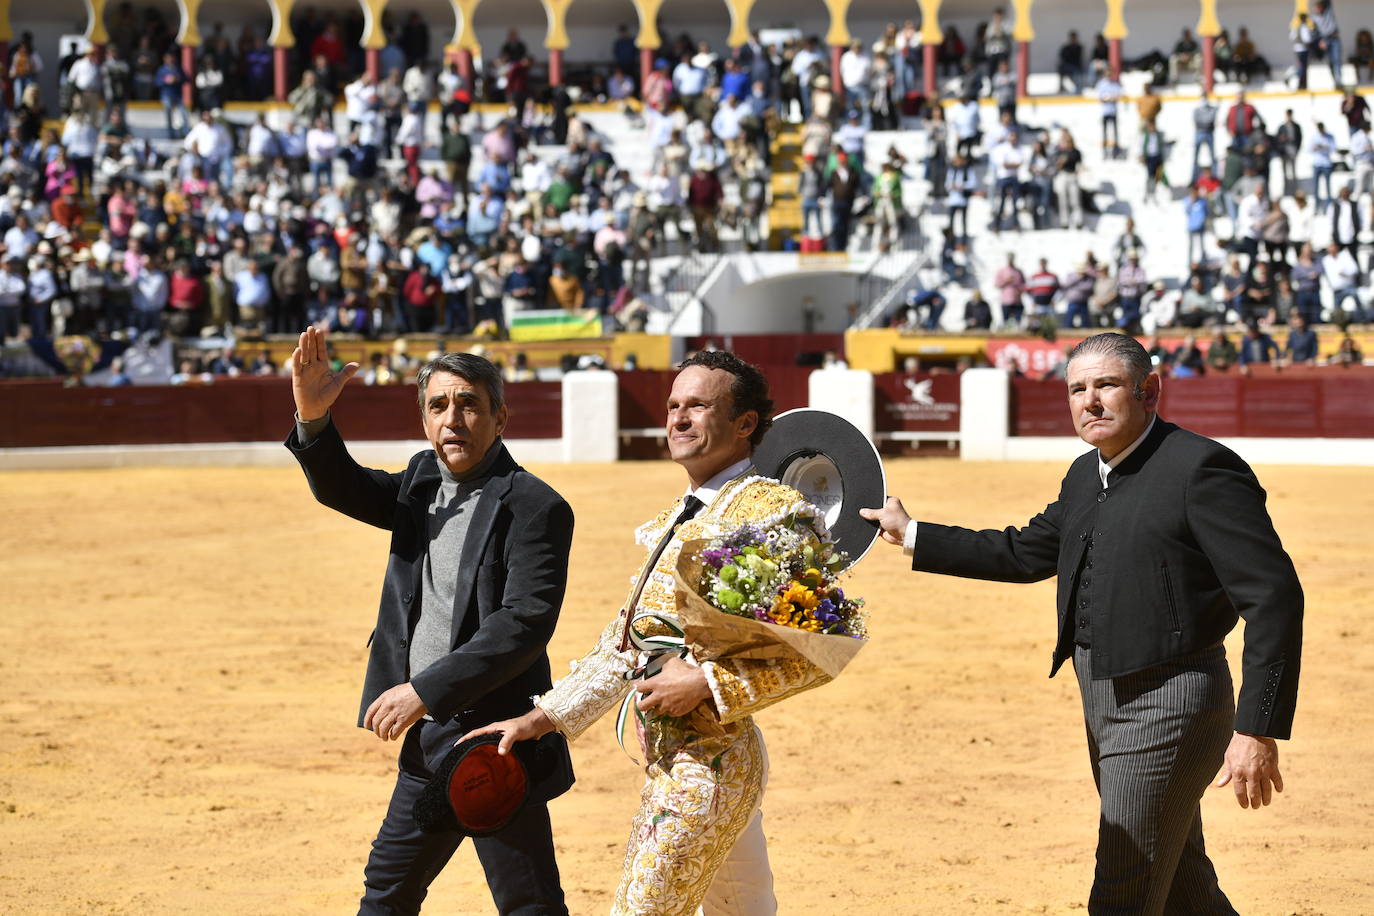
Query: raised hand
290,326,360,421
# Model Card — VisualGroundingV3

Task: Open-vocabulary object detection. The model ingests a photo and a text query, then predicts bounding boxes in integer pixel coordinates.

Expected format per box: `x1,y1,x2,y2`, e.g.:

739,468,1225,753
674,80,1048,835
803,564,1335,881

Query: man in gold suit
464,351,832,915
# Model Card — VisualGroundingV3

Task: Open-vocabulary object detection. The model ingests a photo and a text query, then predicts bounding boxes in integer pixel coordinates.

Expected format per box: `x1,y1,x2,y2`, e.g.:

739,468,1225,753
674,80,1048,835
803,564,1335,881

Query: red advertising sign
985,339,1073,377
874,372,961,432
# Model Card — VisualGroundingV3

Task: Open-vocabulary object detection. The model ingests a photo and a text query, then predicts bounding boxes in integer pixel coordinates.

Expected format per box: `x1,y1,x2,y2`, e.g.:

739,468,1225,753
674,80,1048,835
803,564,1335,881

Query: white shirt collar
688,456,754,508
1098,415,1156,488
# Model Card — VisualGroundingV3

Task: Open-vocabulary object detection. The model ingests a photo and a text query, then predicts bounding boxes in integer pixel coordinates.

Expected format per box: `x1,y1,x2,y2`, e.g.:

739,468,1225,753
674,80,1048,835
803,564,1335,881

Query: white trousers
698,734,775,916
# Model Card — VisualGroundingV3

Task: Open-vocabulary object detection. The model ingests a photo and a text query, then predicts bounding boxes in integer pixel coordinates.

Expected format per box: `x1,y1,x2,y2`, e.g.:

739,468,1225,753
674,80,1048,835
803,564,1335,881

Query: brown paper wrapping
672,540,868,680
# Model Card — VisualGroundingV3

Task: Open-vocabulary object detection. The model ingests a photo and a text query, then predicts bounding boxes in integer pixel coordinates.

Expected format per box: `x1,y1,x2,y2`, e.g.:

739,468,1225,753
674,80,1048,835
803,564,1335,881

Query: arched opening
11,0,180,110
562,0,638,88
466,0,546,96
285,0,369,85
193,0,275,100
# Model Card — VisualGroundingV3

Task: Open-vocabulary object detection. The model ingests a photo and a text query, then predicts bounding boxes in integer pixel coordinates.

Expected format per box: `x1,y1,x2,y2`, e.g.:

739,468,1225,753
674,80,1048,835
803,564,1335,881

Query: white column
807,369,875,442
560,370,619,462
959,368,1011,461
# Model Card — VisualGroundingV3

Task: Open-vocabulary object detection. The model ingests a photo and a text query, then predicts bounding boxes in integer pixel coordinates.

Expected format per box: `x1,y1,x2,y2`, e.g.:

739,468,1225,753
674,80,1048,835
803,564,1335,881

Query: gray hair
415,353,505,413
1066,333,1153,396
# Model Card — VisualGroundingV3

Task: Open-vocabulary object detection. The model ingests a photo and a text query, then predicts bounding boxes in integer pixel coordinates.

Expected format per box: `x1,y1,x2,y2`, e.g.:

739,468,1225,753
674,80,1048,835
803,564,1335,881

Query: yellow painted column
174,0,201,107
84,0,111,46
918,0,943,97
447,0,482,84
266,0,295,101
1011,0,1033,97
821,0,851,95
725,0,756,49
359,0,388,80
631,0,664,86
1290,0,1309,29
1103,0,1127,80
1197,0,1219,93
174,0,202,46
267,0,295,47
541,0,572,85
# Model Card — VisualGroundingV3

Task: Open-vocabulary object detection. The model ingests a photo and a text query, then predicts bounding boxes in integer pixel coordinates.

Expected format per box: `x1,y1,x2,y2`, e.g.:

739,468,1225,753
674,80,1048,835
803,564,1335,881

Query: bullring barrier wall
2,366,1372,469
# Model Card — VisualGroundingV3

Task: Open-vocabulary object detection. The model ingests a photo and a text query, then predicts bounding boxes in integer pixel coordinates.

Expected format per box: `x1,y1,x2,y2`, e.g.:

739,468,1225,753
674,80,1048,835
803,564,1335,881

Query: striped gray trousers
1073,644,1239,916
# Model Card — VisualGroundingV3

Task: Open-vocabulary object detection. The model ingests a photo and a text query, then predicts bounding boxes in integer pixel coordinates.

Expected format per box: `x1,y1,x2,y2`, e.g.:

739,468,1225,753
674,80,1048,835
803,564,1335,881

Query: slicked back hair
415,353,505,413
1066,333,1154,398
678,350,774,448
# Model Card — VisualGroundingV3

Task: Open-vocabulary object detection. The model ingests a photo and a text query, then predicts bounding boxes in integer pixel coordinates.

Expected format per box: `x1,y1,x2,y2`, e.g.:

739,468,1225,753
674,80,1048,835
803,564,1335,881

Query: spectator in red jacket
168,259,206,337
687,161,724,252
402,261,441,332
1225,89,1264,144
1026,258,1061,320
310,23,345,70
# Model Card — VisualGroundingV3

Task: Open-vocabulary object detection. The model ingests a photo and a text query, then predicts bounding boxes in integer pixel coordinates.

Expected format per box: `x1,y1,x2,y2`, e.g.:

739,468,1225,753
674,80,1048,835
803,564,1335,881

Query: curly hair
679,350,774,448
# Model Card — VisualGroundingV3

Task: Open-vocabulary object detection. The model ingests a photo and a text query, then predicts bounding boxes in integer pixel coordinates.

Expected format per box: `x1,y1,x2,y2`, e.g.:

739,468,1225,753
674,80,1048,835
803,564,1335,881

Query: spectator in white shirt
1322,241,1365,321
131,258,169,334
950,96,981,158
1308,122,1336,211
673,55,709,113
343,73,378,129
835,109,868,157
183,110,233,184
710,94,745,148
1351,127,1373,201
840,39,873,120
608,68,634,100
1236,185,1268,266
246,114,281,169
66,48,103,117
1095,66,1122,154
0,257,27,341
3,215,39,261
989,129,1025,232
60,112,99,196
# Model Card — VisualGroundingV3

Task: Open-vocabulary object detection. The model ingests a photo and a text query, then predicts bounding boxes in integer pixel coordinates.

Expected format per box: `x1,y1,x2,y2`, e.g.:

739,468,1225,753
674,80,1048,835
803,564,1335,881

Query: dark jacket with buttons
913,419,1303,739
286,420,574,729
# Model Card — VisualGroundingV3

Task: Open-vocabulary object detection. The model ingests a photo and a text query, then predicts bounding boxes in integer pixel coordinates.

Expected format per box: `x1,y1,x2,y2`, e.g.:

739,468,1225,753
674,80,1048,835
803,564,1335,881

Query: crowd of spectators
0,1,1372,385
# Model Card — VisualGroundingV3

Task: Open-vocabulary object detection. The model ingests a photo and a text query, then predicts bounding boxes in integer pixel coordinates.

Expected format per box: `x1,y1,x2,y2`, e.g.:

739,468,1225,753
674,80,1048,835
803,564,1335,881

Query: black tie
672,495,704,529
618,495,704,651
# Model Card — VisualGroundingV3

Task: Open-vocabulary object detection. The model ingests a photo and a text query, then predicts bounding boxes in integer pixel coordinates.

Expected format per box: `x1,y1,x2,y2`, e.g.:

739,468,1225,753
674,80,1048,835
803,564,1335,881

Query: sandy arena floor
2,457,1371,914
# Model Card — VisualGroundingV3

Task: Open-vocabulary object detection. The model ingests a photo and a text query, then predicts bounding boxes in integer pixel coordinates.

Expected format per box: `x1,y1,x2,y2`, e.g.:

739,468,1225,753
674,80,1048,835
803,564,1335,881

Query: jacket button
1080,532,1088,541
1085,560,1093,569
403,592,414,604
1079,599,1088,609
1097,491,1107,503
400,638,408,648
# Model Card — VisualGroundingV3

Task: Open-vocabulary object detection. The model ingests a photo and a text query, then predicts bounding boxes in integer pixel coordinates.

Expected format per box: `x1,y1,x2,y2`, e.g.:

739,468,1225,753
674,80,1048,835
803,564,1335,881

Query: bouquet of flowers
671,515,869,680
697,522,866,638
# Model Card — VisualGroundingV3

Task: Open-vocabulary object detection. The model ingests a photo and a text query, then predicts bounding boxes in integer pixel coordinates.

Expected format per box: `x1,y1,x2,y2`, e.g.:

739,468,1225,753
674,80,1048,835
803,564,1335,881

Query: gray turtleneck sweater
297,412,501,681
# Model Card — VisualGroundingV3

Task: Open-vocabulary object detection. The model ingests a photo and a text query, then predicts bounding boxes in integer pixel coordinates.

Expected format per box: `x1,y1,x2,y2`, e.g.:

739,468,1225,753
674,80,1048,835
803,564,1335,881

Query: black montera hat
752,408,886,568
414,731,574,837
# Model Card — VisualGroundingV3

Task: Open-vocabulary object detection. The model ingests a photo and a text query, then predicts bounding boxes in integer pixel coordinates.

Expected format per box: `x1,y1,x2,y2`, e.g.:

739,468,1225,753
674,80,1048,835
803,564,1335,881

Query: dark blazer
286,421,575,729
913,419,1303,739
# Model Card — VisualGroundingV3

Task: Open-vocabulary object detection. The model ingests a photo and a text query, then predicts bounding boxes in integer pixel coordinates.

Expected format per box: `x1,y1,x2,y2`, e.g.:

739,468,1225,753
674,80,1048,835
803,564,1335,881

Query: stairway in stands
767,122,803,249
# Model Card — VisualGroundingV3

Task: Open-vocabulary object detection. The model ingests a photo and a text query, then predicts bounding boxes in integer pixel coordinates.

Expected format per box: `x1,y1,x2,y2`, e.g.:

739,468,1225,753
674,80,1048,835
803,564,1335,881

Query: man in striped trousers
863,332,1304,914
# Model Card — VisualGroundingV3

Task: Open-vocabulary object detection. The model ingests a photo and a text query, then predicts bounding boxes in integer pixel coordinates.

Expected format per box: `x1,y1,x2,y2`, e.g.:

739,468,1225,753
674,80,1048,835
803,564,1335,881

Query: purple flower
701,546,741,569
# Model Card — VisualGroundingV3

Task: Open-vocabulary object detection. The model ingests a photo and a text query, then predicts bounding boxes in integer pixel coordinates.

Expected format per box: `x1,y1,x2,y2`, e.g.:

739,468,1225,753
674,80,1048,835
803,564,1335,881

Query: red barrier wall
0,379,563,447
1012,367,1374,438
873,372,961,432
